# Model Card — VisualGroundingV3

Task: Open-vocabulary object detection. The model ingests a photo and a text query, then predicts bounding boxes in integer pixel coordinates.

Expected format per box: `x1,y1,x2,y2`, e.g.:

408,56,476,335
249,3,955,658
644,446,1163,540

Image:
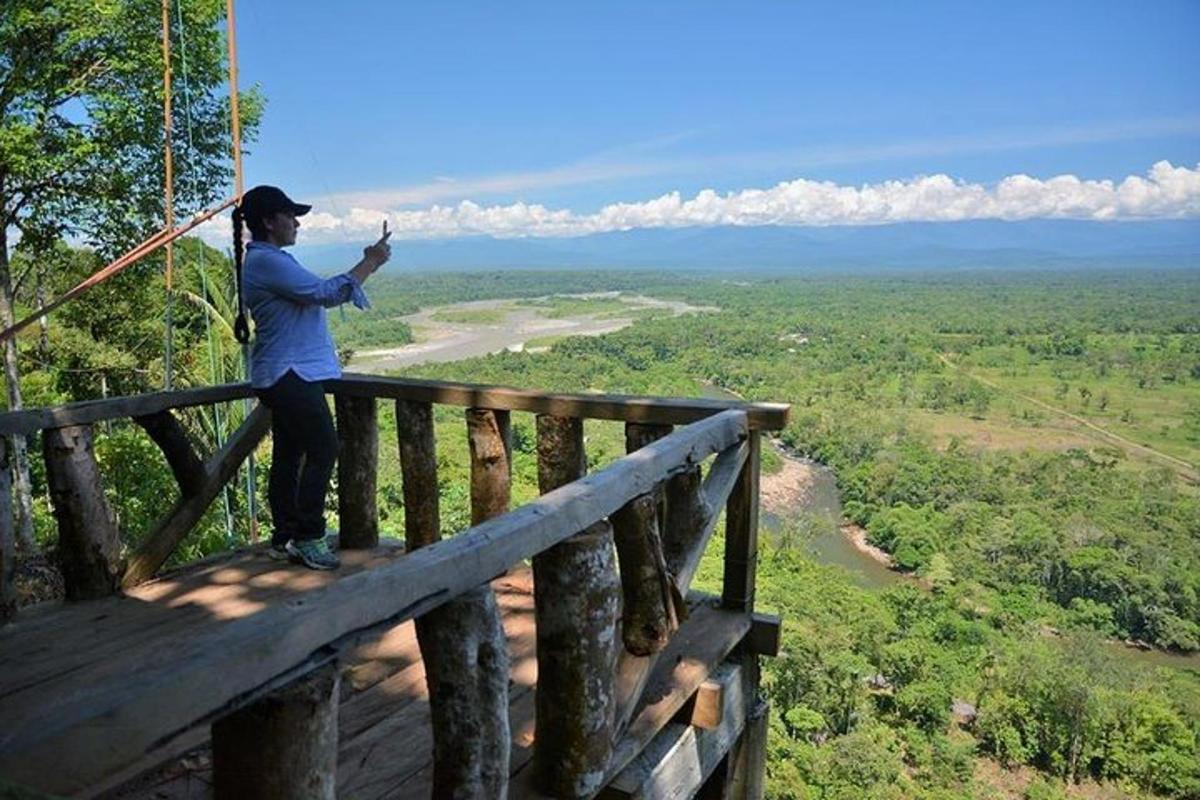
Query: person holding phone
232,185,392,570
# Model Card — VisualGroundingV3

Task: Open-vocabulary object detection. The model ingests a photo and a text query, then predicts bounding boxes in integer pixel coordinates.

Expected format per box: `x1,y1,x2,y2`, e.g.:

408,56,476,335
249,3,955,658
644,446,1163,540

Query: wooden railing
0,373,789,799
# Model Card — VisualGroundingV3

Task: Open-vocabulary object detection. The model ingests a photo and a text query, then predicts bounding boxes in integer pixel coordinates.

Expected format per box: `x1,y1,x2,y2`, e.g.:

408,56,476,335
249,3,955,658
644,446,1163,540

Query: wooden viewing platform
0,374,789,799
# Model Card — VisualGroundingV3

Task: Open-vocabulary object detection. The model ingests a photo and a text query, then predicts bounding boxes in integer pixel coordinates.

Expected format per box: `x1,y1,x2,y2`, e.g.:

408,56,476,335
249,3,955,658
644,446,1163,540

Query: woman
233,185,392,570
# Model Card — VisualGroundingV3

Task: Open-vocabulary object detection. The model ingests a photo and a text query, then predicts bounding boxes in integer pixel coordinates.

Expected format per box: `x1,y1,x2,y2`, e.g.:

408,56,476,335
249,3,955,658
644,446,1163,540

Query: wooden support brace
335,394,378,549
722,432,760,612
747,612,781,657
611,493,679,657
122,404,271,588
132,409,204,497
533,414,620,798
0,437,14,623
211,663,340,800
43,424,124,600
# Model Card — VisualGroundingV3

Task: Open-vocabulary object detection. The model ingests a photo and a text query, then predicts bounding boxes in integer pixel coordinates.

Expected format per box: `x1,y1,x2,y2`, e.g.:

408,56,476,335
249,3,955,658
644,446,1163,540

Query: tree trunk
212,664,340,800
396,401,512,798
533,414,620,798
43,424,124,600
0,228,36,551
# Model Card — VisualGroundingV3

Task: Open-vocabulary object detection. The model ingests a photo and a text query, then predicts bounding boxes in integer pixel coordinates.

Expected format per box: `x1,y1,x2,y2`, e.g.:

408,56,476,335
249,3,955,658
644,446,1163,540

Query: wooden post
467,407,511,523
663,464,712,579
335,394,378,549
726,699,769,800
212,664,340,800
396,401,511,798
43,425,124,600
611,494,679,656
0,437,14,623
533,414,621,798
722,432,760,612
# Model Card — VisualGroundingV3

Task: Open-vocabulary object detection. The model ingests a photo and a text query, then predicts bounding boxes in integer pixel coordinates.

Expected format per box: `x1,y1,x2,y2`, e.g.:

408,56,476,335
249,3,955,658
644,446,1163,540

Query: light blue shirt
243,241,370,389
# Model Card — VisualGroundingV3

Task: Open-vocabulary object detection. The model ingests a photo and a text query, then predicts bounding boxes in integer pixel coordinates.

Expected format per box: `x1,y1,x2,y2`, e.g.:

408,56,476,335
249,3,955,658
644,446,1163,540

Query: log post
610,494,679,656
725,698,769,799
43,424,124,600
533,414,621,798
396,401,511,798
132,410,204,497
467,407,511,523
212,664,340,800
722,432,760,612
663,463,712,581
335,394,378,549
1,437,14,623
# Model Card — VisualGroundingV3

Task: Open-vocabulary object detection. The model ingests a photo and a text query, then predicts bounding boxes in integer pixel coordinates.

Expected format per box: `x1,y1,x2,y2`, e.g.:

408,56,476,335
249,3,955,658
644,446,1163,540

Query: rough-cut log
611,494,678,656
122,405,271,588
0,437,14,623
726,699,769,800
43,424,124,600
722,432,760,612
467,407,512,524
395,400,438,547
533,414,621,798
395,405,512,797
663,464,711,581
212,663,339,800
335,394,378,549
133,409,204,496
625,422,673,454
331,373,791,431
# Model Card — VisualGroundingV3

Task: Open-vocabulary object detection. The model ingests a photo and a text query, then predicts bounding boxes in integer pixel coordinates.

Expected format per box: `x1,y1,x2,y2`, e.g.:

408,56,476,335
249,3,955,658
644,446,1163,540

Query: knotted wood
398,401,511,798
212,663,340,800
335,394,378,549
43,424,124,600
133,410,204,497
533,414,621,798
611,494,679,656
0,437,14,623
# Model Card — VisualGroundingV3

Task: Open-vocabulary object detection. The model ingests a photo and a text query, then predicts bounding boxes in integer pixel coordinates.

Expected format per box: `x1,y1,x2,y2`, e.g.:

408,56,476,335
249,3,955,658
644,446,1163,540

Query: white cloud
196,161,1200,246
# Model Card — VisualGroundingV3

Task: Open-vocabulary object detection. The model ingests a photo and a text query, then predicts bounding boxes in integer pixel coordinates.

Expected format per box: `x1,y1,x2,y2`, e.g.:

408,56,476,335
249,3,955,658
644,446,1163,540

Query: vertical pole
532,414,620,798
0,437,15,624
224,0,244,199
334,394,378,549
160,0,176,391
722,431,760,613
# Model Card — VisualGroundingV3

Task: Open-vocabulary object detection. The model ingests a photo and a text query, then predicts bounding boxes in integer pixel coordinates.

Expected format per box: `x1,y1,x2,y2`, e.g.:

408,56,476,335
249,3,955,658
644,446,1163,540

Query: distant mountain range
294,219,1200,274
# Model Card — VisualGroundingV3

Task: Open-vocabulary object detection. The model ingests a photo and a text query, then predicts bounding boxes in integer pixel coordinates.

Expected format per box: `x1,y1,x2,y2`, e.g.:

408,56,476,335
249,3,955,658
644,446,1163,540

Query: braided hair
232,205,251,344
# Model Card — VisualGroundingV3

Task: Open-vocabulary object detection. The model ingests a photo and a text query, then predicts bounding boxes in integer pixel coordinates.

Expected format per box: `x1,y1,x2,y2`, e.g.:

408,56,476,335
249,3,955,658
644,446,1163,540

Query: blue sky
227,1,1200,243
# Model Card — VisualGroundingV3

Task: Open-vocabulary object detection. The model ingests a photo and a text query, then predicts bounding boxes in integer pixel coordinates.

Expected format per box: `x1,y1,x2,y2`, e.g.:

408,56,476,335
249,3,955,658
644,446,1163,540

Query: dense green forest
7,244,1199,798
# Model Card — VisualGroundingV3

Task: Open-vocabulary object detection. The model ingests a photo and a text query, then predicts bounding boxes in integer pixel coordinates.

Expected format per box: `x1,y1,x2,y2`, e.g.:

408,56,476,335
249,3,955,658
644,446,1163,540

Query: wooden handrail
0,373,789,436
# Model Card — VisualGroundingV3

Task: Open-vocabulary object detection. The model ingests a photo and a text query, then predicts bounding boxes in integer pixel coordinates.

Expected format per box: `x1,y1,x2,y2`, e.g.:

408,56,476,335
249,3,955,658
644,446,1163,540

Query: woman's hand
363,221,392,271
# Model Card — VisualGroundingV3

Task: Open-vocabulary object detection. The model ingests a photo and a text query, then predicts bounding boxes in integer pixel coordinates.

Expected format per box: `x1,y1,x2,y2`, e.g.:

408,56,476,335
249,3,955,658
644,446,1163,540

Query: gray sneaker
287,538,341,571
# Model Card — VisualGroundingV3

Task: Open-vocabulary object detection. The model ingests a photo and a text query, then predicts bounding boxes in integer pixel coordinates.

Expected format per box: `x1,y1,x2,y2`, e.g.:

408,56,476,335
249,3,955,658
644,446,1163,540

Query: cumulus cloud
197,161,1200,246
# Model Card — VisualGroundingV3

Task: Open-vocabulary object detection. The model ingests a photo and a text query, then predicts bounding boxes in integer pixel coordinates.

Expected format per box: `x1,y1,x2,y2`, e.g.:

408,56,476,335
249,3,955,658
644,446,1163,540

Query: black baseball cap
238,185,312,222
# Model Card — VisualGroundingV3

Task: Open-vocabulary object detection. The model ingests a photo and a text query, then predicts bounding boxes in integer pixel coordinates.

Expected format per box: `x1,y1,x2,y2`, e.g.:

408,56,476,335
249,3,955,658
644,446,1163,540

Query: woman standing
233,185,392,570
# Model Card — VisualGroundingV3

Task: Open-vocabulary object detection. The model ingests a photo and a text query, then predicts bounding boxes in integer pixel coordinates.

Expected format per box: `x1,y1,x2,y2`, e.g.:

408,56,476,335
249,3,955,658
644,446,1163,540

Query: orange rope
0,197,237,344
225,0,244,200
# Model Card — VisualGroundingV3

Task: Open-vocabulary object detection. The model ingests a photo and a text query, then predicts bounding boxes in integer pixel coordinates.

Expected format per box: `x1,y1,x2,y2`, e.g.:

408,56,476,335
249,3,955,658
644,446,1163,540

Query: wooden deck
2,542,751,799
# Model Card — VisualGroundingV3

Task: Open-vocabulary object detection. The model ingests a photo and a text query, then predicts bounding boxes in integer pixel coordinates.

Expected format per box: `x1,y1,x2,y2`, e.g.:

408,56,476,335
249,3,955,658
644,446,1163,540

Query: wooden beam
0,382,254,436
212,663,340,800
133,409,205,497
604,662,749,799
725,699,769,800
722,432,760,613
335,394,378,549
329,373,790,431
43,424,124,600
533,414,620,798
0,410,746,795
395,400,438,548
0,437,14,624
0,374,789,437
122,404,271,588
468,408,512,525
746,612,781,658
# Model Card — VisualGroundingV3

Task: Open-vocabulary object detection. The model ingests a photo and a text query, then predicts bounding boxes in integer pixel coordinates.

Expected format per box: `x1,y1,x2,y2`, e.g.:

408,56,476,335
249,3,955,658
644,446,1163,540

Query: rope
161,0,177,391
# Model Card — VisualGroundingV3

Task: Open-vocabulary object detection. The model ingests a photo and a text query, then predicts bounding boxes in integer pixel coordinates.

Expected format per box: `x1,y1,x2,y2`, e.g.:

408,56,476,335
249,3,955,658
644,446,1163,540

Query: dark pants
256,371,338,544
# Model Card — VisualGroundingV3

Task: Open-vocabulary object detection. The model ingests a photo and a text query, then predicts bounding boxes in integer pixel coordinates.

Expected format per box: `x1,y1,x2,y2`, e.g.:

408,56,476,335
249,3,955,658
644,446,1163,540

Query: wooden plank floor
87,554,540,800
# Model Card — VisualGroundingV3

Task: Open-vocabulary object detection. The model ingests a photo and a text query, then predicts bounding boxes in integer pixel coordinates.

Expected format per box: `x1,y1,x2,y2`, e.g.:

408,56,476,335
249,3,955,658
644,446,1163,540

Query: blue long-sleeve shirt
243,241,370,388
